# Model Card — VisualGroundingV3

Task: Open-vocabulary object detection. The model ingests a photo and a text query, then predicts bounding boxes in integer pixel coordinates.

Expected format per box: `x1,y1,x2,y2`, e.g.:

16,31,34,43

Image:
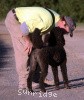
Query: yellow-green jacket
15,7,60,35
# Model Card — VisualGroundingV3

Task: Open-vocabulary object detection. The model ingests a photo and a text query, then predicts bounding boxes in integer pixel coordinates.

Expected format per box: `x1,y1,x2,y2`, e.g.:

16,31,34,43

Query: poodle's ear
31,28,44,49
48,28,57,46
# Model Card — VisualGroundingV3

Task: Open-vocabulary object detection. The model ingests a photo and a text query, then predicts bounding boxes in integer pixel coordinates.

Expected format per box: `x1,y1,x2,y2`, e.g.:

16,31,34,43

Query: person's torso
15,7,60,34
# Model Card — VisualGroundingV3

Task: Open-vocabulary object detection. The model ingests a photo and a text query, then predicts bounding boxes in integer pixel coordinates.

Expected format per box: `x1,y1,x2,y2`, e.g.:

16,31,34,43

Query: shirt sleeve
20,22,29,36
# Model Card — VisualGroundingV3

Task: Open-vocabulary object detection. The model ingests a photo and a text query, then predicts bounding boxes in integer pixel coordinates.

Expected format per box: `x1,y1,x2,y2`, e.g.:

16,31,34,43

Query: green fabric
49,9,60,24
15,7,60,34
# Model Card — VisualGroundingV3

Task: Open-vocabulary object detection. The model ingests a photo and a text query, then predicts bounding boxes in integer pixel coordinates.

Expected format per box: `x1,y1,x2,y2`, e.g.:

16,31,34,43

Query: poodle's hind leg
38,59,48,92
27,55,37,92
39,65,48,92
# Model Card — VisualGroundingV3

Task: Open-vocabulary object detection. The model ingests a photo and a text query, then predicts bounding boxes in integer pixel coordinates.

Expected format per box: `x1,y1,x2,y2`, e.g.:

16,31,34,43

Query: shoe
32,82,39,89
18,82,39,90
44,79,54,85
18,86,28,90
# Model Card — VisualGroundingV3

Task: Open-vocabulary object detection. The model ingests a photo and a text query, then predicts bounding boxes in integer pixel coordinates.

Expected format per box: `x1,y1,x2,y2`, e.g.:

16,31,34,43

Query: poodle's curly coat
27,27,70,92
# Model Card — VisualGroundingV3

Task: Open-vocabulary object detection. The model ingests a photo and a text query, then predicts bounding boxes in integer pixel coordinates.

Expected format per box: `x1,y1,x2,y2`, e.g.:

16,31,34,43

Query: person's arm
20,22,33,55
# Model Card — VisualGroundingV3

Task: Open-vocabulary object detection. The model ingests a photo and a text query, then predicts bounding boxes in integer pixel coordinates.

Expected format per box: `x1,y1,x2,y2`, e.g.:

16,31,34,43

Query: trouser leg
11,36,29,88
5,10,29,88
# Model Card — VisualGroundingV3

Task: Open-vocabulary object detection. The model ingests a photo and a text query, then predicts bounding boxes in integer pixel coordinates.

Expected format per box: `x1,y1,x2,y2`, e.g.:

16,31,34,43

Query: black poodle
27,27,70,92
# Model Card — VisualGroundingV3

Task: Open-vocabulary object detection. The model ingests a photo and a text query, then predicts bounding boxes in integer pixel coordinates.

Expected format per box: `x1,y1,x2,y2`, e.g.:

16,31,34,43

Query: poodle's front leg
60,59,71,89
51,66,60,90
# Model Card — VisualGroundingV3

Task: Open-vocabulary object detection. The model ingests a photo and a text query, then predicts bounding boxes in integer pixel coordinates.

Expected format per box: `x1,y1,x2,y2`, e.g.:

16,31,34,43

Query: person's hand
22,35,33,55
24,40,33,55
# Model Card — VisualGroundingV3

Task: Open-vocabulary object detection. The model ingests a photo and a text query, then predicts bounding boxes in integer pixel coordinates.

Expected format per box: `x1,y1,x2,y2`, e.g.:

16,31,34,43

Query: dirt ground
0,20,84,100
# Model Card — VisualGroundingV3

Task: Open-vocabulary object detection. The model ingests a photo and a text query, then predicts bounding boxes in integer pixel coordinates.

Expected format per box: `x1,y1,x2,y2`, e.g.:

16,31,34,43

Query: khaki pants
5,10,29,88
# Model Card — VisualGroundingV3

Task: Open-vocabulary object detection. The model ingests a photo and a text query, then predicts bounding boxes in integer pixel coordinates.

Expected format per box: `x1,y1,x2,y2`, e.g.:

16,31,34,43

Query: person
5,6,76,89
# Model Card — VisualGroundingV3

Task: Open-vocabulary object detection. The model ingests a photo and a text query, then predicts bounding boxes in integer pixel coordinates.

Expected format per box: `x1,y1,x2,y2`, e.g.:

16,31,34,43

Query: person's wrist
22,35,30,42
25,40,32,44
25,39,33,46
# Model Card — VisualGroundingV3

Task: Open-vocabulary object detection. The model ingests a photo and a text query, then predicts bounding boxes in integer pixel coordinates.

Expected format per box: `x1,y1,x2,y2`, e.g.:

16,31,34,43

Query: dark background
0,0,84,23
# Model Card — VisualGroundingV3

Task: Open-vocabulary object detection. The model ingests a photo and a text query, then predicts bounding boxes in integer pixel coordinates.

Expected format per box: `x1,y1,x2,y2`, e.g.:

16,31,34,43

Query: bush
0,0,84,22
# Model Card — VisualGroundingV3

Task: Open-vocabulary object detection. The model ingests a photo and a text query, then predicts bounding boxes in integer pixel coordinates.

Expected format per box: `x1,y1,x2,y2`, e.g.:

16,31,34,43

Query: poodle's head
48,27,67,47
